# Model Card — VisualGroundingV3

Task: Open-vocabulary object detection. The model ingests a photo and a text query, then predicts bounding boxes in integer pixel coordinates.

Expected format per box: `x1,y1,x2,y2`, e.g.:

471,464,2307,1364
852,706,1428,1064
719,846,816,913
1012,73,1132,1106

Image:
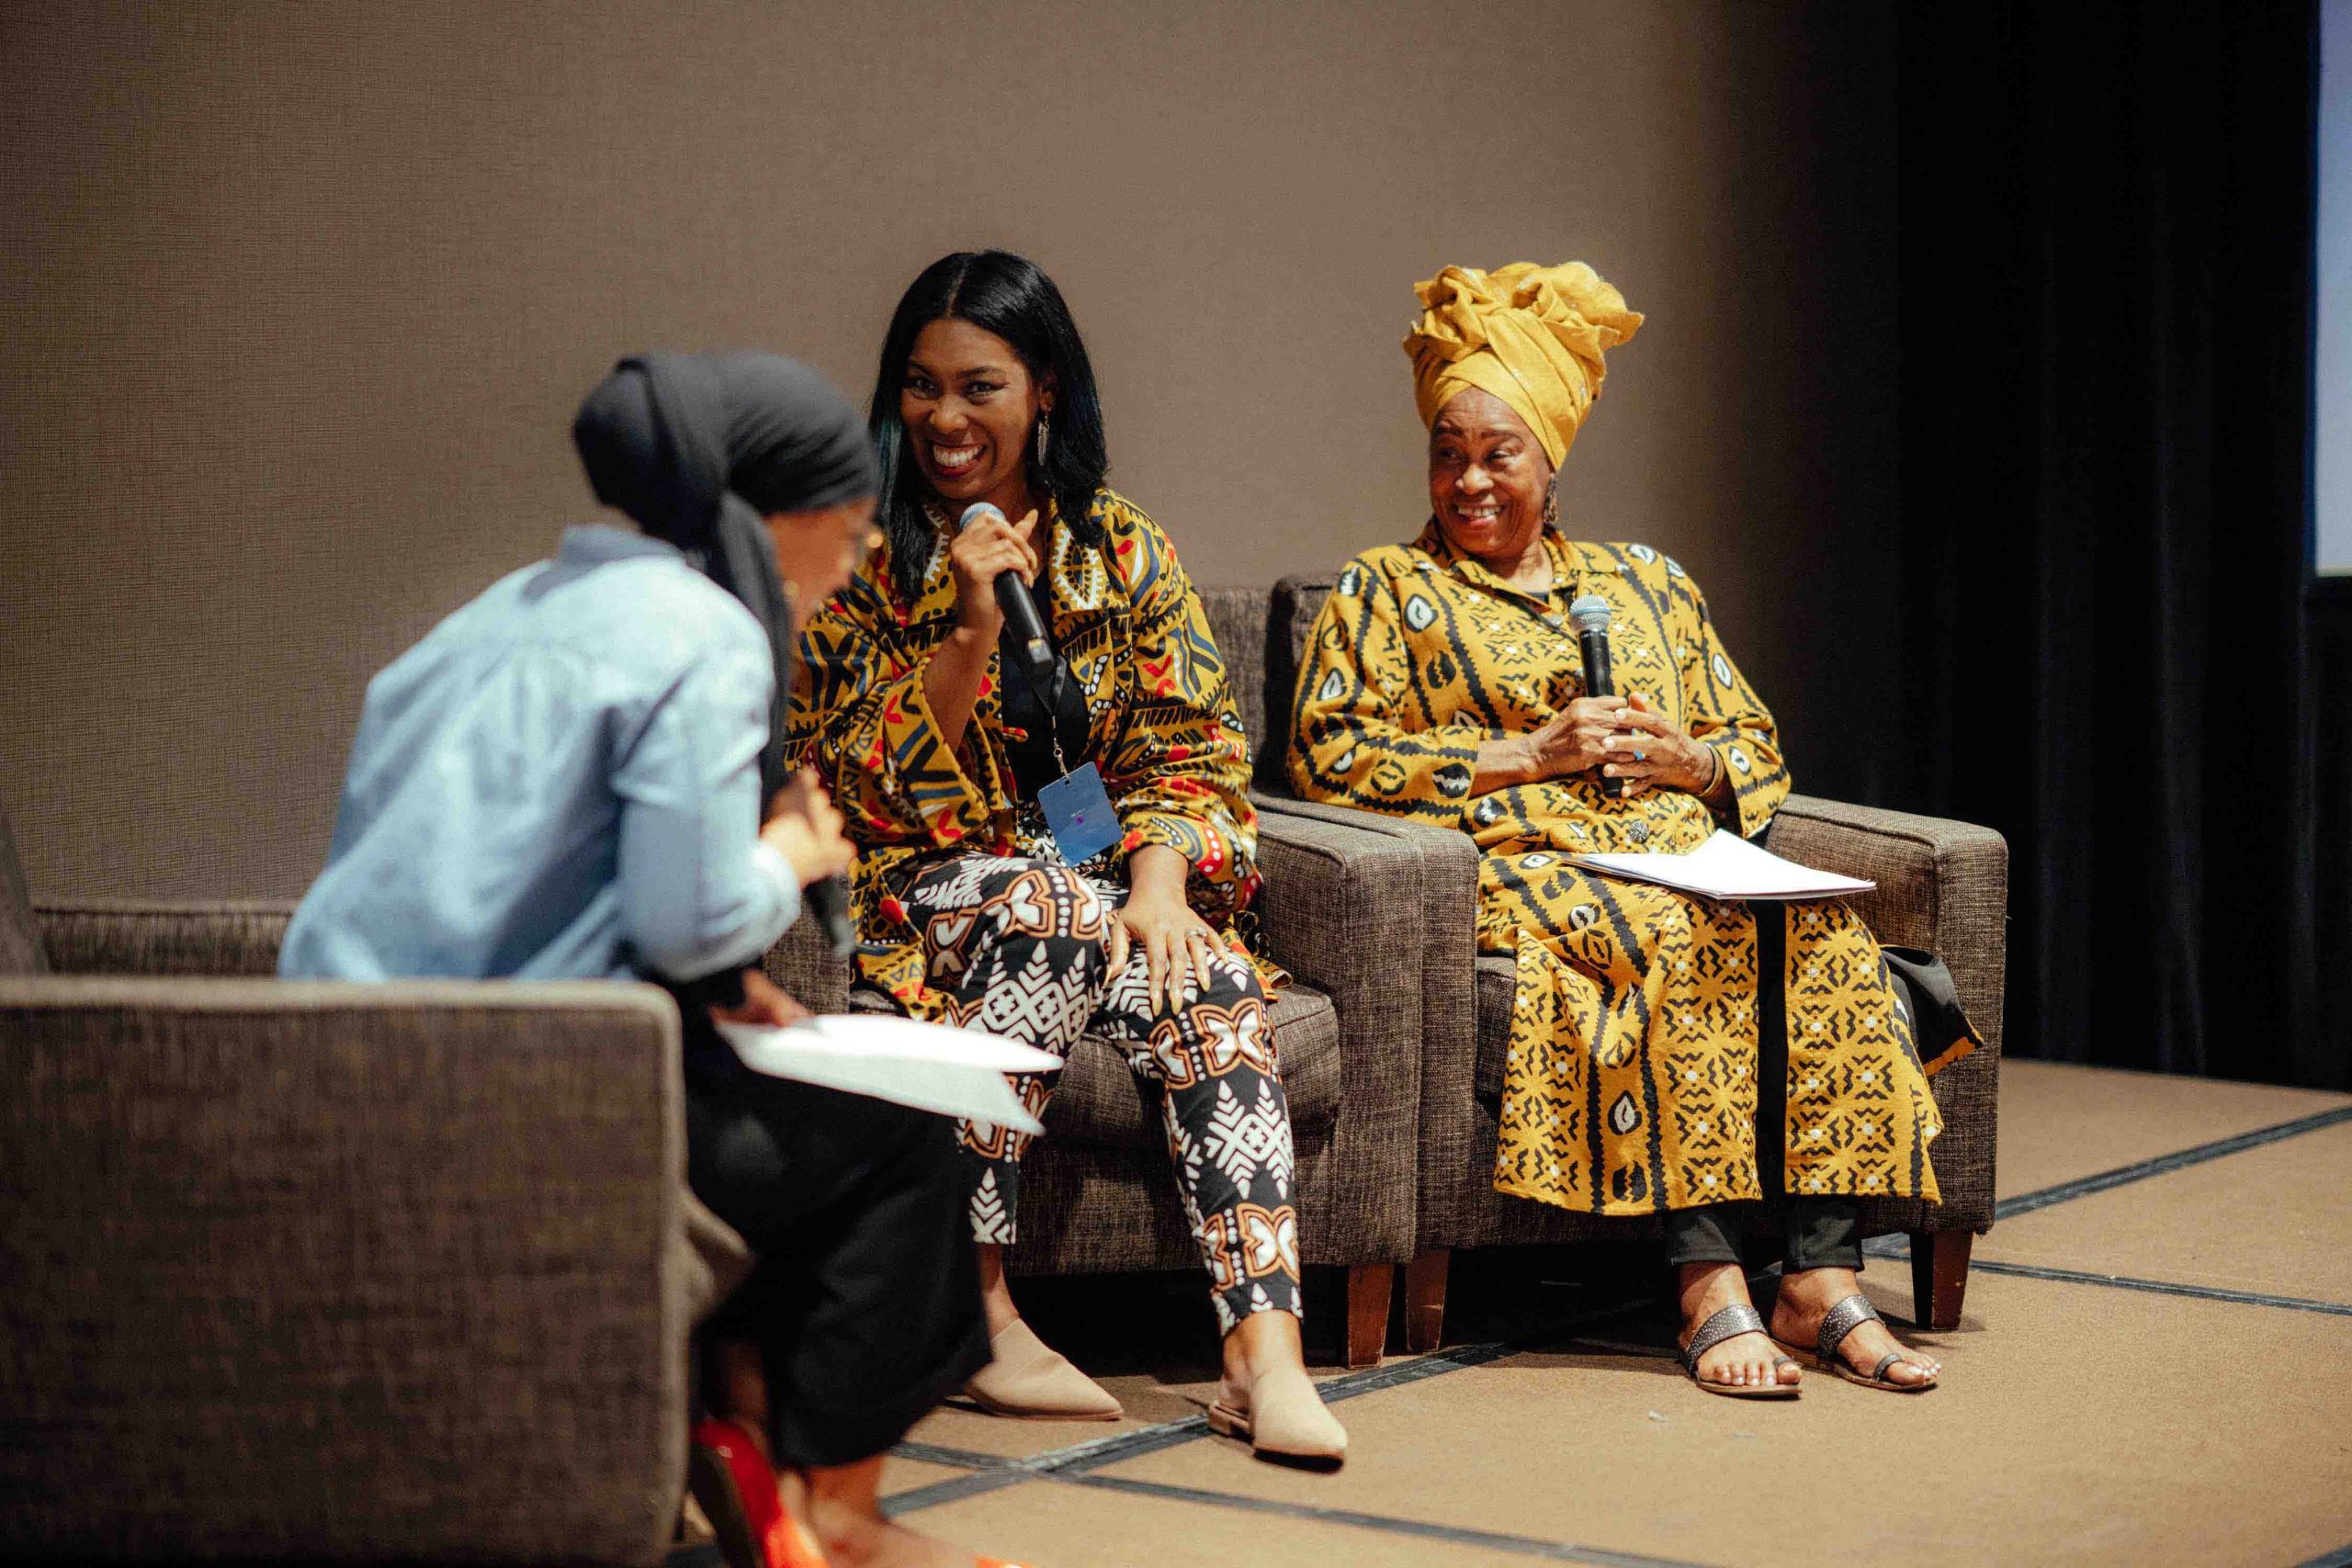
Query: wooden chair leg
1403,1249,1450,1353
1344,1263,1393,1369
1909,1229,1973,1330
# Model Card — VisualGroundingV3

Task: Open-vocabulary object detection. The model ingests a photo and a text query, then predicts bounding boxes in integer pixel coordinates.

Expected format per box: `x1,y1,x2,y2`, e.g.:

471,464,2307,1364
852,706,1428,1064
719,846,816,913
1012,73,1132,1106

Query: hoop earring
1035,412,1051,467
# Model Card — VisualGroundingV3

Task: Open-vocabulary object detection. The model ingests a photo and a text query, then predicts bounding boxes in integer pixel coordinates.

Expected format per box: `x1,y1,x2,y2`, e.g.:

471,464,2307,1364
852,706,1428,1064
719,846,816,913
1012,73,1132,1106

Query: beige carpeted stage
863,1059,2352,1568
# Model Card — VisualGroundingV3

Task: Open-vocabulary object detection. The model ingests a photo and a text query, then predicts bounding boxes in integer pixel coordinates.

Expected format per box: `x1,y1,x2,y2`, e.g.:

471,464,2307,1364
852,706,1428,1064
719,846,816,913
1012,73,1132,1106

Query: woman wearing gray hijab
284,353,1020,1568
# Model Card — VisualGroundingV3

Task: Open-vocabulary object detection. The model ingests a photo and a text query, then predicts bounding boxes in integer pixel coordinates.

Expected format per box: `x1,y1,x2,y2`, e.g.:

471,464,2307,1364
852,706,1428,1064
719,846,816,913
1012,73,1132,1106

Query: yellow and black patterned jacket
1287,523,1790,866
786,488,1266,1016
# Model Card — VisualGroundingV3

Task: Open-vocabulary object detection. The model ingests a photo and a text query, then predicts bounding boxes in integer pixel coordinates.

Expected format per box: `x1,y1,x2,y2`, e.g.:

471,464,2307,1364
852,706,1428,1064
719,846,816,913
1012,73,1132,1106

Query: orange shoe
688,1417,831,1568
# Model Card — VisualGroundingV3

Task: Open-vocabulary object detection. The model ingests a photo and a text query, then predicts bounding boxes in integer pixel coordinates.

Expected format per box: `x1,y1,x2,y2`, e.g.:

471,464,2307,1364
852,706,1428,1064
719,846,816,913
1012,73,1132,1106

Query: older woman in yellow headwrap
1286,263,1972,1398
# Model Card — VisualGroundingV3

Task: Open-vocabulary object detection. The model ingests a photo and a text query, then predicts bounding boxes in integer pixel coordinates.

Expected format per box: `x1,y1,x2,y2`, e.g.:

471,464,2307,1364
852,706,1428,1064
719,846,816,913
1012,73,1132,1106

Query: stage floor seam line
1957,1259,2352,1316
1992,1102,2352,1221
889,1097,2352,1525
1861,1239,2352,1317
892,1440,1031,1472
1057,1472,1729,1567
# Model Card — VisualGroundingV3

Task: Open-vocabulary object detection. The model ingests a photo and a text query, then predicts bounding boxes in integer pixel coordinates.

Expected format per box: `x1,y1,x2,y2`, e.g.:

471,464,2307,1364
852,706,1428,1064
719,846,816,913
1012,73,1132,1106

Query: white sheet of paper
1566,829,1874,901
714,1014,1064,1134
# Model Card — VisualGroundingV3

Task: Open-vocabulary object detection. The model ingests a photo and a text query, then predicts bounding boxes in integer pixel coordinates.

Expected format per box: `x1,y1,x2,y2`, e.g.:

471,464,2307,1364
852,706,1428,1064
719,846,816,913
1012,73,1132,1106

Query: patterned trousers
898,853,1303,1334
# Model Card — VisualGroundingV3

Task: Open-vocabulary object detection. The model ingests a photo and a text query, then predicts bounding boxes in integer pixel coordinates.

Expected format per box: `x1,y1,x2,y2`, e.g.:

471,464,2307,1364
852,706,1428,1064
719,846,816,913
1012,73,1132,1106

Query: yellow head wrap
1404,261,1644,468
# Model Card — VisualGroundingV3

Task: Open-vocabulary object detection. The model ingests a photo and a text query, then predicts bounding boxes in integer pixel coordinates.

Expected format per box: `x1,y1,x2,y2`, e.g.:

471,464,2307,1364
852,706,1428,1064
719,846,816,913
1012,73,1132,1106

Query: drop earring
1542,484,1560,530
1035,412,1051,467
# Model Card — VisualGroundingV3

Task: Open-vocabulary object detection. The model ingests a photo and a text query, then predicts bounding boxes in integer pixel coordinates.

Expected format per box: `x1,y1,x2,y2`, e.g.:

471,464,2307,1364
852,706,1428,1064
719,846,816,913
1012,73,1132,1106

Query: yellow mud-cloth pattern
1287,525,1971,1213
786,489,1276,1021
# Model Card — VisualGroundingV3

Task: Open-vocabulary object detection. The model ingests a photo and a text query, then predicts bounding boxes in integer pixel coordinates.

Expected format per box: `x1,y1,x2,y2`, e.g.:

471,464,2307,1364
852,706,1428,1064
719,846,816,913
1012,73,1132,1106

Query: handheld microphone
957,502,1054,672
806,874,856,959
1566,594,1623,800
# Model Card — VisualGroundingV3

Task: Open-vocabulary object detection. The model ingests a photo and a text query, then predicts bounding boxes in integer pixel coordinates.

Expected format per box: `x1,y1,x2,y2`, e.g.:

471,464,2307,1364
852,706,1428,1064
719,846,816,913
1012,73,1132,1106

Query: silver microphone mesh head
956,502,1004,534
1567,594,1613,635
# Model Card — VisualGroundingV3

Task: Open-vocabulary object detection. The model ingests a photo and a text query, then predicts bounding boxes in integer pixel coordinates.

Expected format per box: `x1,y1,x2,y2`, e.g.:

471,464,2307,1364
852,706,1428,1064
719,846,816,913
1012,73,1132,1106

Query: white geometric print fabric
899,852,1305,1329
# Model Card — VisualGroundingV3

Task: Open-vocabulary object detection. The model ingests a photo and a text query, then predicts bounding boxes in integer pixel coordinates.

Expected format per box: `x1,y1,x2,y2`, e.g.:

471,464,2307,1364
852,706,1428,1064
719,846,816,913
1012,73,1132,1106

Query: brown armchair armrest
1252,795,1483,1265
1761,795,2007,1058
0,975,692,1565
1765,794,2007,1238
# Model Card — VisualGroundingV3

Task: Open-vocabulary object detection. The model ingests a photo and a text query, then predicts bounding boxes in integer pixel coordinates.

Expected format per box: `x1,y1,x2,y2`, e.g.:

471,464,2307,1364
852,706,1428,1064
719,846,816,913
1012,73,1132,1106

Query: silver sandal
1773,1294,1939,1393
1679,1303,1799,1399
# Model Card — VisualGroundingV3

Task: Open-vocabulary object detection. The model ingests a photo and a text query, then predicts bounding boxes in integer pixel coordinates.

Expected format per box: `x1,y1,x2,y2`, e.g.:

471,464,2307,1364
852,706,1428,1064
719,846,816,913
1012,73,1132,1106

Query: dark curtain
1895,2,2340,1086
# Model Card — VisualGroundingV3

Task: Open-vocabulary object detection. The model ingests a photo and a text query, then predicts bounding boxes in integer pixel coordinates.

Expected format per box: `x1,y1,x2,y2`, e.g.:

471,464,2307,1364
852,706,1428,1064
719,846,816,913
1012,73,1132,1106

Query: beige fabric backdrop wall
0,0,1897,899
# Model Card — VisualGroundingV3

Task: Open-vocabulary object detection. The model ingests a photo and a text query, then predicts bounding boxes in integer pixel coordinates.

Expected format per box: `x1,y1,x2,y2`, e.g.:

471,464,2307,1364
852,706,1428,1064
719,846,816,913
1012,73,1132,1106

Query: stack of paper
1567,829,1874,901
715,1013,1064,1132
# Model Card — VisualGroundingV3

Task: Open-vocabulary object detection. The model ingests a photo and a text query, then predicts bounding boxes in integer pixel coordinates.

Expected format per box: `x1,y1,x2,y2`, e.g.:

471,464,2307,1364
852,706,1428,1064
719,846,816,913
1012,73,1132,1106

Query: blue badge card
1039,762,1122,865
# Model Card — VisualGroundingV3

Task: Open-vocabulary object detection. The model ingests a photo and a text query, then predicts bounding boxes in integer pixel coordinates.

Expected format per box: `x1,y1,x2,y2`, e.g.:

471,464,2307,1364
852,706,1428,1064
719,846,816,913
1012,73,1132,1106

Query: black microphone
1567,593,1623,800
957,502,1054,672
806,873,856,959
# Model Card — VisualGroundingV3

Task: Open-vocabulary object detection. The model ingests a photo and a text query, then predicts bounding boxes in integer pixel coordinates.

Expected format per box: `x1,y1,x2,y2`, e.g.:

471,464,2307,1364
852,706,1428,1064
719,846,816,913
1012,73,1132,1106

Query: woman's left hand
1108,889,1223,1015
1599,693,1718,799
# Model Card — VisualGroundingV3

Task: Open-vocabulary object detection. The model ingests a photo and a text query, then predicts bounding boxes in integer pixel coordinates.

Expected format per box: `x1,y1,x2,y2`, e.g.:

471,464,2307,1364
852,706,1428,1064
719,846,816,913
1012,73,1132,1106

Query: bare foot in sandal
1677,1262,1802,1393
1771,1269,1942,1389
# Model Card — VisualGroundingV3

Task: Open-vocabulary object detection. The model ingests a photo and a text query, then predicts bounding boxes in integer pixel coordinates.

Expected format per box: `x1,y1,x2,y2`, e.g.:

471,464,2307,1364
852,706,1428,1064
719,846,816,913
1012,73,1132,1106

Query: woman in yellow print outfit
790,251,1344,1464
1288,262,1971,1397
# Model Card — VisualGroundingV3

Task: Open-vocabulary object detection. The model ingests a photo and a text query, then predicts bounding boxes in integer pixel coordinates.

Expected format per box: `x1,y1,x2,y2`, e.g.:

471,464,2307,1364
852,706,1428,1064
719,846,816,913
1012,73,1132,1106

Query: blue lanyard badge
1038,761,1122,865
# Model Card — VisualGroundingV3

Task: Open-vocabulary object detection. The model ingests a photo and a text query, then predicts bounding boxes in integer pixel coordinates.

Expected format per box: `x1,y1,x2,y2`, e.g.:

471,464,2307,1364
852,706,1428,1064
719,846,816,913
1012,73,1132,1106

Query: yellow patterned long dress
1287,524,1972,1215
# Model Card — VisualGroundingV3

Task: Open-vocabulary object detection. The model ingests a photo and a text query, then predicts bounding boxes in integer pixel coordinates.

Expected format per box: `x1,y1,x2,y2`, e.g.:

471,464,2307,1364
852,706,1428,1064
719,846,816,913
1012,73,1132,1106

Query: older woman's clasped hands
1498,692,1719,798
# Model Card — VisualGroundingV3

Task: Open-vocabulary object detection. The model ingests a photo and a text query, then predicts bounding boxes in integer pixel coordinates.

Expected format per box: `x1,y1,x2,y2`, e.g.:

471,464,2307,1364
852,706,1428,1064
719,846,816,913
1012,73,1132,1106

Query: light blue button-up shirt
280,525,800,984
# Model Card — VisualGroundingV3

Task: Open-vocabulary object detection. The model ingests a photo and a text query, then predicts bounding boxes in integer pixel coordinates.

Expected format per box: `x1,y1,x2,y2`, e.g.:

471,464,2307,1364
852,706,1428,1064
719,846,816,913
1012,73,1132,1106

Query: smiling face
1427,386,1555,570
899,317,1053,523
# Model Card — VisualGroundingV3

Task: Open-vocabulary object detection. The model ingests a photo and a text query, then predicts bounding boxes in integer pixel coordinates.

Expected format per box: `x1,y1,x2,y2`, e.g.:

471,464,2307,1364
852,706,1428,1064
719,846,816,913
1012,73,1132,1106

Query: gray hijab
571,351,877,794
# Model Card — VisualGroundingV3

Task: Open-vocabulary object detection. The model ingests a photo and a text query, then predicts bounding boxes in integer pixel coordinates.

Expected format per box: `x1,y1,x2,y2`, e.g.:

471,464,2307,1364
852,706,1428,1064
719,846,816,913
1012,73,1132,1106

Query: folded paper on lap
715,1014,1064,1132
1567,829,1873,901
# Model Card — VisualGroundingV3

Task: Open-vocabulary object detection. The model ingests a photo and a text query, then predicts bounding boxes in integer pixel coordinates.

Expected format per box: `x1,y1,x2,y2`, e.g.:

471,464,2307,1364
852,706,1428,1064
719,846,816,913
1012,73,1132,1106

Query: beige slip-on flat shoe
1204,1362,1347,1470
962,1319,1125,1420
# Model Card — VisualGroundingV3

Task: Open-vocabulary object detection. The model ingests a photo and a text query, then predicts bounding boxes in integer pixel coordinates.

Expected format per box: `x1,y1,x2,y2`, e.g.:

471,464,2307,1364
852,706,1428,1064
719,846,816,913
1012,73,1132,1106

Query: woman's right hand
946,508,1040,635
760,768,855,886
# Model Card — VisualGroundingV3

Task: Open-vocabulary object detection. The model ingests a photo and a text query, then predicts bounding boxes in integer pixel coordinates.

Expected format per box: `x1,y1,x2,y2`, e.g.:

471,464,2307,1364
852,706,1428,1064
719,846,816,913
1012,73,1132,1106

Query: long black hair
869,250,1109,606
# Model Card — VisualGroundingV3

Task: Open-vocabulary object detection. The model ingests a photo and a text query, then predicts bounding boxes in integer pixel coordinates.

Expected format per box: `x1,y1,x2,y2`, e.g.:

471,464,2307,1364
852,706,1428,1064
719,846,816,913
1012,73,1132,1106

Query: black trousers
681,1032,989,1468
1662,900,1863,1274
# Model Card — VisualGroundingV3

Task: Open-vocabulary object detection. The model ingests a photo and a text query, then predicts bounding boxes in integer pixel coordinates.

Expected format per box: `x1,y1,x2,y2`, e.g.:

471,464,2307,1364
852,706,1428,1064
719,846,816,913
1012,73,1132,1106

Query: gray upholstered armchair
761,773,1433,1369
1229,576,2008,1353
0,807,707,1566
